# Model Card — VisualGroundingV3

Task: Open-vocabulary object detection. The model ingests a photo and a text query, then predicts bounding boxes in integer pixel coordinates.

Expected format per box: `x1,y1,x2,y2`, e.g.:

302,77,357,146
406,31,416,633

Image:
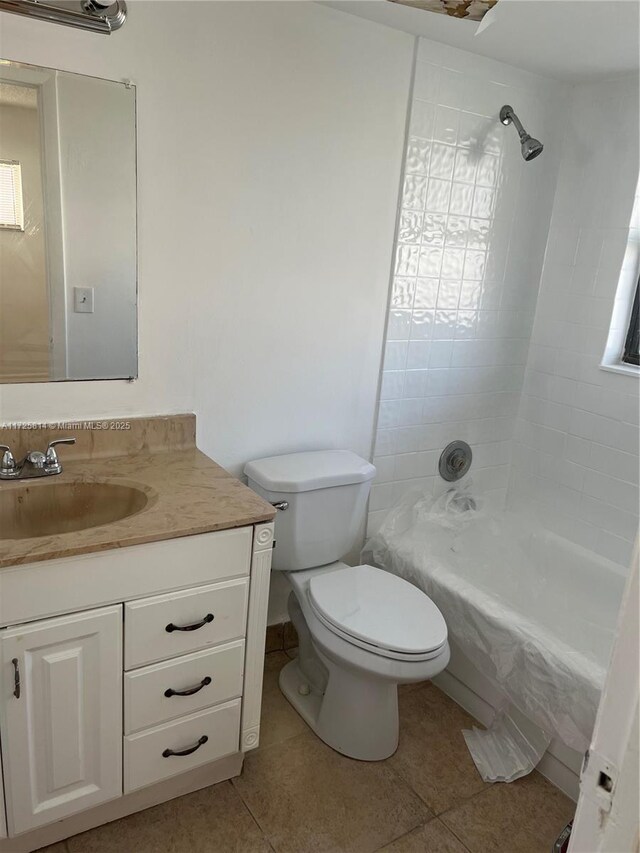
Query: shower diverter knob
439,440,472,482
451,451,466,471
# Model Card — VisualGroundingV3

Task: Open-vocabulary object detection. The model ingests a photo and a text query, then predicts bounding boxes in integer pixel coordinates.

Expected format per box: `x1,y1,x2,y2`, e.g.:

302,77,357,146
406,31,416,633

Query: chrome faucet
445,488,477,513
0,438,76,480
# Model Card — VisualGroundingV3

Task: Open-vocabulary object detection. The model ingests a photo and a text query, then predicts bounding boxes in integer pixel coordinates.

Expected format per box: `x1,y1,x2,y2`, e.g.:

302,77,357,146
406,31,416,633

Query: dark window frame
622,278,640,366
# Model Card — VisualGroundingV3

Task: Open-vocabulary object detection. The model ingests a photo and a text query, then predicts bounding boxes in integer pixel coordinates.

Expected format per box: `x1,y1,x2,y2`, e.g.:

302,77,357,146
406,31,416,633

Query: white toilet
245,450,450,761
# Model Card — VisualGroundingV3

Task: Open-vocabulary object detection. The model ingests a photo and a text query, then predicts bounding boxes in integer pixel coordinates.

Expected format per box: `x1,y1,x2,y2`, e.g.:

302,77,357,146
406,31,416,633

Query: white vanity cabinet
0,522,274,852
0,606,123,835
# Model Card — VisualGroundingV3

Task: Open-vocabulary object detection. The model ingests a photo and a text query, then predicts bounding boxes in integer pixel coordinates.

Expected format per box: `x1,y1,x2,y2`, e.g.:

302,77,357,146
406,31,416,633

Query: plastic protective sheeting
463,709,552,783
362,486,626,757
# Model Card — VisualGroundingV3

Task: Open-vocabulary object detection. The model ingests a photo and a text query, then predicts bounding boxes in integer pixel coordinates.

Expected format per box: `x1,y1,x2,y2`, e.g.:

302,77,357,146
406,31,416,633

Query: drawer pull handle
12,658,20,699
164,676,212,698
165,613,214,633
162,735,208,758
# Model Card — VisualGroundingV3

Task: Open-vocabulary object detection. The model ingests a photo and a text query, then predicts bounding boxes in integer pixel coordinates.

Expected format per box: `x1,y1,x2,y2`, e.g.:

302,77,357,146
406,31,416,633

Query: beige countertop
0,415,275,569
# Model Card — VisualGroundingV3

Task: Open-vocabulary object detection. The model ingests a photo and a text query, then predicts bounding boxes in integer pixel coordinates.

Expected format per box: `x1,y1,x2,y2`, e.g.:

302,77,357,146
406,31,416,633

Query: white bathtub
363,490,628,798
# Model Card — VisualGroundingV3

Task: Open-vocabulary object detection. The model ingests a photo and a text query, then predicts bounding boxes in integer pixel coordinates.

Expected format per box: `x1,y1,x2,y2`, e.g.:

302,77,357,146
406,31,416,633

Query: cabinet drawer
125,579,249,669
124,699,241,792
124,640,245,734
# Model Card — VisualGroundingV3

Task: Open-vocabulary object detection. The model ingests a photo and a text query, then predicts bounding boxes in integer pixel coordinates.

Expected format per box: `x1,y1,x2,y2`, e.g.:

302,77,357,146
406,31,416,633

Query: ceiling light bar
0,0,127,34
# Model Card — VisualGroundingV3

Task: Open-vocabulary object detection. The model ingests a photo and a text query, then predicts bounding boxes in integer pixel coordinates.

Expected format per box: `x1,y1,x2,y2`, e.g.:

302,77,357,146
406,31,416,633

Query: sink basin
0,481,150,540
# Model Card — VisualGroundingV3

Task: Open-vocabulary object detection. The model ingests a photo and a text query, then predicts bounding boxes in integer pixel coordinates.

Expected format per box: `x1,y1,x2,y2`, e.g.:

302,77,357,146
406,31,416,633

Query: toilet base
279,656,400,761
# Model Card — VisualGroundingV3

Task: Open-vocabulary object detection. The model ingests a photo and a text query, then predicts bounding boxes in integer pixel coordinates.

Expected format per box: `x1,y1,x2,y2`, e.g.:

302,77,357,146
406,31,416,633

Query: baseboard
0,753,244,853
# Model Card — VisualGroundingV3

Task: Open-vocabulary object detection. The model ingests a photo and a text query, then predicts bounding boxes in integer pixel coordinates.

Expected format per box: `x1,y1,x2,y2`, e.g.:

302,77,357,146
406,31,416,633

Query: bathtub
362,489,628,797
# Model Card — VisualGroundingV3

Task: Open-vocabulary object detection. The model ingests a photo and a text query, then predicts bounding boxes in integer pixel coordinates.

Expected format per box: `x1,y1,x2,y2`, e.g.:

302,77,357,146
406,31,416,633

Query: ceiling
321,0,640,81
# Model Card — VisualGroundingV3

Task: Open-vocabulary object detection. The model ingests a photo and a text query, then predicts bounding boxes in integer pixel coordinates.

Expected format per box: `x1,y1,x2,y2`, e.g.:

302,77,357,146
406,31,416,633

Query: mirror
0,60,136,383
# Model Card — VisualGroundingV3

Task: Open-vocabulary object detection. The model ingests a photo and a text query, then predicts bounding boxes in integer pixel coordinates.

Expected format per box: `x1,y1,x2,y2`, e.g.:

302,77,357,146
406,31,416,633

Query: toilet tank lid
244,450,376,493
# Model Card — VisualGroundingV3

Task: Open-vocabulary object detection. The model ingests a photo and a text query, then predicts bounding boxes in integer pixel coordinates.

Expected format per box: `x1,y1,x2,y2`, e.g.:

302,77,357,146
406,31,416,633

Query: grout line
383,759,438,821
438,779,494,821
231,775,277,851
251,730,314,759
253,726,310,754
430,772,492,818
435,816,475,853
371,816,435,852
433,789,487,819
370,816,476,853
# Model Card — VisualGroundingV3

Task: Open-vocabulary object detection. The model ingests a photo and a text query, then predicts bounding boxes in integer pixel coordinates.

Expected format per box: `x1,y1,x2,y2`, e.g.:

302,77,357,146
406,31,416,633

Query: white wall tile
369,38,566,537
583,468,639,514
413,61,440,103
587,444,639,485
508,78,639,565
371,50,639,572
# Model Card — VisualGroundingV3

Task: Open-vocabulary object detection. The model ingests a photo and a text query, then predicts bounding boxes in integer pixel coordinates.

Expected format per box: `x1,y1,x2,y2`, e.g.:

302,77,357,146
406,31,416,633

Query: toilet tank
244,450,376,572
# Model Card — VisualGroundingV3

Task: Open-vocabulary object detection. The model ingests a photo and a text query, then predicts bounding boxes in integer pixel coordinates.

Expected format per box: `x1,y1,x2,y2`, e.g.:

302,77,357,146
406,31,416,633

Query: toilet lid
308,565,447,656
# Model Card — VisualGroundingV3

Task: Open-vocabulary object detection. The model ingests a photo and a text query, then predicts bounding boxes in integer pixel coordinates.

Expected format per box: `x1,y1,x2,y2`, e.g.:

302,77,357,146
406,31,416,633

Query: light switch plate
74,286,94,313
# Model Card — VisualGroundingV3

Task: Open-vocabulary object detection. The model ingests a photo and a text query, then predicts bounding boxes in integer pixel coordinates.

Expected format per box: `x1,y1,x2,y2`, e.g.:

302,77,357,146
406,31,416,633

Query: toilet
245,450,450,761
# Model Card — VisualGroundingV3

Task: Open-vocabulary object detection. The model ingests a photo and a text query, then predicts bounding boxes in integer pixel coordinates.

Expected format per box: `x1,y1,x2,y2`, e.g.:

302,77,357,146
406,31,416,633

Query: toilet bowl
244,450,450,761
281,562,449,760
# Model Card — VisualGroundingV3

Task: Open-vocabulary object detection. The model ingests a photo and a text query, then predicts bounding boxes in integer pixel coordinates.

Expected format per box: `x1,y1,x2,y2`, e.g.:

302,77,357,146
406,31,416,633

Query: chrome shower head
500,105,543,161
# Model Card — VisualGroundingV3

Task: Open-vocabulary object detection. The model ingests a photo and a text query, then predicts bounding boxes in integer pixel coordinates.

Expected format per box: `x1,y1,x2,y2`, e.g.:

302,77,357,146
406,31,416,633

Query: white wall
0,2,411,446
188,5,412,478
367,37,567,535
509,75,640,569
0,2,413,624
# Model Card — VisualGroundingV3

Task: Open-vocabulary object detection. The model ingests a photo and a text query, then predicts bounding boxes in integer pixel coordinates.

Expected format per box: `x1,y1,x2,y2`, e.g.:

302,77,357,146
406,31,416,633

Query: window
0,160,24,231
601,178,640,375
622,279,639,366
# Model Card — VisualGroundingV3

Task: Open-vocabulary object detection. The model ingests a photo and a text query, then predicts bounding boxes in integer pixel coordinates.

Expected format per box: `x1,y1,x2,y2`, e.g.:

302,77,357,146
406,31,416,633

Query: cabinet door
1,605,122,835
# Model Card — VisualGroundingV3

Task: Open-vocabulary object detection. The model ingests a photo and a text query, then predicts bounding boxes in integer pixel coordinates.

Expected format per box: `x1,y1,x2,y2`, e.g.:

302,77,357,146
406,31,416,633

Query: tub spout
446,490,477,513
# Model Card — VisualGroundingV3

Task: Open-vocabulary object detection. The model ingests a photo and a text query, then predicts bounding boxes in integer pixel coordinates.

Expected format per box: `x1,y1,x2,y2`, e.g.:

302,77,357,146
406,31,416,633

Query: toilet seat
308,564,447,662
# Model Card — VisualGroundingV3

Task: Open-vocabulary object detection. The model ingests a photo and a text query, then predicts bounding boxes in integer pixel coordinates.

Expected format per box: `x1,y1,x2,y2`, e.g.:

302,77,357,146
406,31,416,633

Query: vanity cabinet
0,522,274,851
0,606,123,835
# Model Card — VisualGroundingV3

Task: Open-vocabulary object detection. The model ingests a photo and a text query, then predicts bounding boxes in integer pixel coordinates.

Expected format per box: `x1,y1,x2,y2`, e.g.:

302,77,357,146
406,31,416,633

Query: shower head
500,105,543,161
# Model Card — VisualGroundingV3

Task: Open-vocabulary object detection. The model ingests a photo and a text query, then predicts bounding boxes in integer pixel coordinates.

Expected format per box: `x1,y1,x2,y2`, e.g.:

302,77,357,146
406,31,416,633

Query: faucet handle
46,437,76,451
44,437,76,473
0,445,16,475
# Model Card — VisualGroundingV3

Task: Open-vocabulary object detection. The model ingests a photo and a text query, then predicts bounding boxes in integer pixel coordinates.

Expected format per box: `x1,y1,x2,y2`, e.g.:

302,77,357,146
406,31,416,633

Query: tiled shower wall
509,75,640,569
367,39,566,535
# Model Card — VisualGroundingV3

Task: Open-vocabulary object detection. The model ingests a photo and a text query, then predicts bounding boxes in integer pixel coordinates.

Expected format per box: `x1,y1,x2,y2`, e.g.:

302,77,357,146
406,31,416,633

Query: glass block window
0,160,24,231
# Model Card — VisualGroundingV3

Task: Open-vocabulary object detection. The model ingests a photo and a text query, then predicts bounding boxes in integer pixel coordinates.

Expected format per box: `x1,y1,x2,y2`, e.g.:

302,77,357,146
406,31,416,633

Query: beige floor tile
233,732,432,853
265,624,285,653
441,771,575,853
379,818,469,852
398,680,429,696
66,781,271,853
258,651,309,750
389,684,489,815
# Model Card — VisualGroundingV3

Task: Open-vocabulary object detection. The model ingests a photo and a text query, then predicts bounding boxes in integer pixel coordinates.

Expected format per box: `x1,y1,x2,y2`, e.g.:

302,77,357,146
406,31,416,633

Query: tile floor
39,651,575,853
